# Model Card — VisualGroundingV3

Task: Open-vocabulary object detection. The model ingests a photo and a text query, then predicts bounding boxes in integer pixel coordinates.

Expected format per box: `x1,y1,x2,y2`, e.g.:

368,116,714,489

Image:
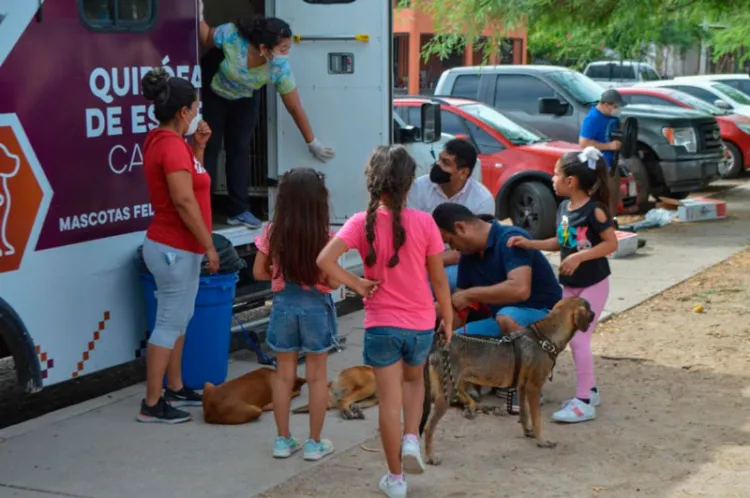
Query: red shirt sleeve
335,212,365,252
424,213,446,256
160,136,194,176
254,223,271,255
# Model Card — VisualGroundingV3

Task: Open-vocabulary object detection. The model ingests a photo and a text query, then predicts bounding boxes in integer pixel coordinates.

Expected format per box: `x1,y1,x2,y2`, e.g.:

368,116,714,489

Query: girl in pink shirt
317,144,453,498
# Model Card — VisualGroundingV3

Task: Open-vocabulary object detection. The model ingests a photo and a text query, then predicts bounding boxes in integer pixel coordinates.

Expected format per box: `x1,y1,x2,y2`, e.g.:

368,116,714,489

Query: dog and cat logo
0,117,48,274
558,215,592,252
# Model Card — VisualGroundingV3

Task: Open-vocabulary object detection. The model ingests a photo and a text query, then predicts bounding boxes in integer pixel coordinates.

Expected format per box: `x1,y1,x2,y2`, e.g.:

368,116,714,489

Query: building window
79,0,156,31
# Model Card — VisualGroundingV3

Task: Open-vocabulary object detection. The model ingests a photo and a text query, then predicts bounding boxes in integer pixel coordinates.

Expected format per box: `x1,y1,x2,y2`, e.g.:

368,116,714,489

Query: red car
617,86,750,178
393,96,638,239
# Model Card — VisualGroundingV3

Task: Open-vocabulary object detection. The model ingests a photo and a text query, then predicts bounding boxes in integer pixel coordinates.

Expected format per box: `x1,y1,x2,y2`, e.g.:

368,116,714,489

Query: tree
401,0,750,66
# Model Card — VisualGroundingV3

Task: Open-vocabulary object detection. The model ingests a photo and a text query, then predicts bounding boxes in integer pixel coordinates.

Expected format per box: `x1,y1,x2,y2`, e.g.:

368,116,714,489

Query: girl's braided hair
363,144,416,268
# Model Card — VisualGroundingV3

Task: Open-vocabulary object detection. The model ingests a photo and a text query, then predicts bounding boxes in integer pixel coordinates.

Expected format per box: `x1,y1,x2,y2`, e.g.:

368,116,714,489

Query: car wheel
719,141,743,179
508,181,557,239
621,156,652,213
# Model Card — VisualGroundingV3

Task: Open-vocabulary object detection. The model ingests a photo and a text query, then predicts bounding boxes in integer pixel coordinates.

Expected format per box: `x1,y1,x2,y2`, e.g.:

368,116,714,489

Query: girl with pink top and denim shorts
318,145,453,498
253,168,339,463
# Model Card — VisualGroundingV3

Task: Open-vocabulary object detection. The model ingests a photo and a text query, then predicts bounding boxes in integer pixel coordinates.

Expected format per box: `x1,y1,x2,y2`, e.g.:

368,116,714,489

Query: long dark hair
268,168,330,286
235,15,292,50
560,150,611,215
141,69,196,123
364,145,416,268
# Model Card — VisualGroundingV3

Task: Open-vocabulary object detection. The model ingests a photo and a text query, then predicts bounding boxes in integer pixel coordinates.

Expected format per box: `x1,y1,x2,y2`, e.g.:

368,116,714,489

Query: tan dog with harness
420,297,595,464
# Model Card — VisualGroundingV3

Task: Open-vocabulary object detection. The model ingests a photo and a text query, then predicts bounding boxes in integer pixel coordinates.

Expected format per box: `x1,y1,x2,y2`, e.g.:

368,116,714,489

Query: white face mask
184,112,200,136
611,107,622,117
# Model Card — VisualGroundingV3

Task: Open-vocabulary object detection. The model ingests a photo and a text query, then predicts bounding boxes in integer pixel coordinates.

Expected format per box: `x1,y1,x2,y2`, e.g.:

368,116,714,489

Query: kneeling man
432,202,561,336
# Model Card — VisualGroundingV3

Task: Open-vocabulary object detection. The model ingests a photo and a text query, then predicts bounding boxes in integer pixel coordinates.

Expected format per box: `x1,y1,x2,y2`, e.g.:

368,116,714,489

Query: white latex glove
308,137,335,162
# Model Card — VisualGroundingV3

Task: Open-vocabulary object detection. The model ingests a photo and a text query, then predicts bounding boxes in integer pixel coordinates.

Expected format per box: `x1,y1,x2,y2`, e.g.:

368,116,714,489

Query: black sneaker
164,386,203,407
137,398,192,424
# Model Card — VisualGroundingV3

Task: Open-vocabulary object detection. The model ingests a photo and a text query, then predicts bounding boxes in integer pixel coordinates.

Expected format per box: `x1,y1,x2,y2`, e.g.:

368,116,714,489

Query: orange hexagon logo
0,119,45,274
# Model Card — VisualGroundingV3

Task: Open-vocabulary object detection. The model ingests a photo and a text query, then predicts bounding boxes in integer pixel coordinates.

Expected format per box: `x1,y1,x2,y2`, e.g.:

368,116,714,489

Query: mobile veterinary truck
0,0,439,392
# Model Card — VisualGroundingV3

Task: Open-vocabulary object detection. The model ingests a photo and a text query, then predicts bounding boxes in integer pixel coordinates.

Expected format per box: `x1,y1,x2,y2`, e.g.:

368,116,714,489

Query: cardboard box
675,197,727,223
609,230,639,259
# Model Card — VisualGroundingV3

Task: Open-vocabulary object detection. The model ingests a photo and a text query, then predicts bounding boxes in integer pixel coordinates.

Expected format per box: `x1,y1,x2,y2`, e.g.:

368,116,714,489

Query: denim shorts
363,327,434,368
459,306,551,337
266,283,339,354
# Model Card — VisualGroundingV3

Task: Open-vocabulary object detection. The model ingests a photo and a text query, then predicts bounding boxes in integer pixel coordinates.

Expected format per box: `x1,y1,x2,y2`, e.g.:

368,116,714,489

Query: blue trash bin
140,271,239,390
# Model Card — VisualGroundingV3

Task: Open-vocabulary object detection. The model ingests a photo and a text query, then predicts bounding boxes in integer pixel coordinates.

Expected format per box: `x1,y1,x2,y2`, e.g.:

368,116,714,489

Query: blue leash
232,314,277,367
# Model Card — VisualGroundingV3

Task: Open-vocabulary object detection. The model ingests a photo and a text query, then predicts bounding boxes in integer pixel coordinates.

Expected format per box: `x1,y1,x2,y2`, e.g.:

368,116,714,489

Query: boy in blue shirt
579,89,624,218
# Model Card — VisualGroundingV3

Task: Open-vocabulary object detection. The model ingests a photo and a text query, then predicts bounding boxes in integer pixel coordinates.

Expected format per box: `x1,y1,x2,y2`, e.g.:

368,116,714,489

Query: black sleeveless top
556,199,612,288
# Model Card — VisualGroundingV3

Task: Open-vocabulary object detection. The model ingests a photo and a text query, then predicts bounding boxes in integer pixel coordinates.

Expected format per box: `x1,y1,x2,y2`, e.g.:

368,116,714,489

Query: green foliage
401,0,749,67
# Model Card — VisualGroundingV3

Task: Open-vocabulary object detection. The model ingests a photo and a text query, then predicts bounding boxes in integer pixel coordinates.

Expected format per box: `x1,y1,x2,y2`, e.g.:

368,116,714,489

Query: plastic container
140,271,239,390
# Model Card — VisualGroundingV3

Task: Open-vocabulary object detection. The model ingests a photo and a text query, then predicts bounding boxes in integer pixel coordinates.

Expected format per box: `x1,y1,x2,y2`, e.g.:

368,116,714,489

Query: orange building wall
394,6,528,95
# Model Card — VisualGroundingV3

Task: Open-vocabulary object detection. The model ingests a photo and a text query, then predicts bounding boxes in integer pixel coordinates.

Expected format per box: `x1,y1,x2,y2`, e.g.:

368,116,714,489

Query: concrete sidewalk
1,184,748,498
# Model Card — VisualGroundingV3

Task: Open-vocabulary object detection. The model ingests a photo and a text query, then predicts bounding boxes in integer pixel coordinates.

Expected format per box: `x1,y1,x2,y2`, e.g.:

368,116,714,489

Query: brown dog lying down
292,365,377,420
202,367,307,425
421,297,595,464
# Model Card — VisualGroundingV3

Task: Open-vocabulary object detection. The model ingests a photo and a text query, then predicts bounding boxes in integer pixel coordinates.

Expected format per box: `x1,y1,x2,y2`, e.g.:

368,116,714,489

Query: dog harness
437,305,563,414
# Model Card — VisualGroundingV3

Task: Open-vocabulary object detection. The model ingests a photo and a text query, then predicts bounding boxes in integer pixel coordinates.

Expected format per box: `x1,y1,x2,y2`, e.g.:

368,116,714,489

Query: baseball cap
600,88,625,107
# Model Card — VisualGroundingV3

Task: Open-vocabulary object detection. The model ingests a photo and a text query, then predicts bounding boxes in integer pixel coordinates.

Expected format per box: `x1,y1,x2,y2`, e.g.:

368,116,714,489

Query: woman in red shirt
137,69,219,424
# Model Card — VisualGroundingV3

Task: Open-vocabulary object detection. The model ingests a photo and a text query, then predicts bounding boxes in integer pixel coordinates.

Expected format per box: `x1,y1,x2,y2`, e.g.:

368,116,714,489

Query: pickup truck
583,60,661,89
435,65,724,210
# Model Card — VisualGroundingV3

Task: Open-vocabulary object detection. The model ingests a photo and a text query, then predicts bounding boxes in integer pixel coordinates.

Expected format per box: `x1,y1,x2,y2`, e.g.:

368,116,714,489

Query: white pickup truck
583,60,661,89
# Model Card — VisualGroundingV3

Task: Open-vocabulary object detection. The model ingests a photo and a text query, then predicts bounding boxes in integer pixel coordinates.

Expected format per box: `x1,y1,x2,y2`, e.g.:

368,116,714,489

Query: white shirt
406,175,495,216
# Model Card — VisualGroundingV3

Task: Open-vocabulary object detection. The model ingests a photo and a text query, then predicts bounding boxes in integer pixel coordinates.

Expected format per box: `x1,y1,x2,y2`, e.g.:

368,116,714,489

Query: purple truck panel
0,0,198,251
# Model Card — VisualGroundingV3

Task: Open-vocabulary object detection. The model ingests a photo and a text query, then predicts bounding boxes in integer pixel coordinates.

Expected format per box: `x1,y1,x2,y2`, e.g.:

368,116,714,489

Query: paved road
0,181,748,498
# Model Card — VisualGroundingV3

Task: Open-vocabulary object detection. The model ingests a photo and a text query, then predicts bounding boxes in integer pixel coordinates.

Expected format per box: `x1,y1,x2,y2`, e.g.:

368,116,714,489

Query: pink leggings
562,278,609,399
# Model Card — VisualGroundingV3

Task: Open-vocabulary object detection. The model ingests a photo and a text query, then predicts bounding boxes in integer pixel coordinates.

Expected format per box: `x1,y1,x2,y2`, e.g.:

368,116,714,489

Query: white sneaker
560,388,601,409
401,438,425,475
551,397,595,423
379,474,407,498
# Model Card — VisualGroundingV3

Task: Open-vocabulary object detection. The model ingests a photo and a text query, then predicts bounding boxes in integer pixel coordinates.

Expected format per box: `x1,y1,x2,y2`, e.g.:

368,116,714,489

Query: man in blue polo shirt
579,88,624,219
431,202,561,337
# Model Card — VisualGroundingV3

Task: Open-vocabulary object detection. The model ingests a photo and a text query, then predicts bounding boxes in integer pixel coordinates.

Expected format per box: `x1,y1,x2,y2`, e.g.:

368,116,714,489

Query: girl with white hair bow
506,145,618,424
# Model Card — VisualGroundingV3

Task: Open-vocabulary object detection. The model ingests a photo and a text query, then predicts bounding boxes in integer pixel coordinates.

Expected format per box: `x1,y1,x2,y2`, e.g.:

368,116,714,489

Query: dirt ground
261,248,750,498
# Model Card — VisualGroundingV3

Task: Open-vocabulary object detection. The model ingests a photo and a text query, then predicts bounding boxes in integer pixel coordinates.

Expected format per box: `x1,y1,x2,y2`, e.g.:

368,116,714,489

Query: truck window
464,121,505,154
640,66,660,81
493,75,555,114
625,94,672,107
665,85,719,104
80,0,155,30
440,109,470,137
720,79,750,95
452,75,480,99
643,95,680,107
406,106,421,127
585,63,635,80
584,64,608,79
393,106,411,124
304,0,356,3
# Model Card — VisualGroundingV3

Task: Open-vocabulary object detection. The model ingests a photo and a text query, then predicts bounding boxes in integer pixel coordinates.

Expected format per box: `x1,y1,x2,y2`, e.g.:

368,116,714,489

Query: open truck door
271,0,391,222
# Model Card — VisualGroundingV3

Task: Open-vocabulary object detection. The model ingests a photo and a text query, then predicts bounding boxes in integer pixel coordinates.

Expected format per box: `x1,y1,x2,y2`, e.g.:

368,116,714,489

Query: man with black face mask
407,138,494,292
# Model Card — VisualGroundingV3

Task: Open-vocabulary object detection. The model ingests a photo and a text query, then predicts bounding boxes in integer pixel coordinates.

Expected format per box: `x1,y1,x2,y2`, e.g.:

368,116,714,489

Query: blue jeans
266,283,339,354
363,327,434,368
459,306,551,337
